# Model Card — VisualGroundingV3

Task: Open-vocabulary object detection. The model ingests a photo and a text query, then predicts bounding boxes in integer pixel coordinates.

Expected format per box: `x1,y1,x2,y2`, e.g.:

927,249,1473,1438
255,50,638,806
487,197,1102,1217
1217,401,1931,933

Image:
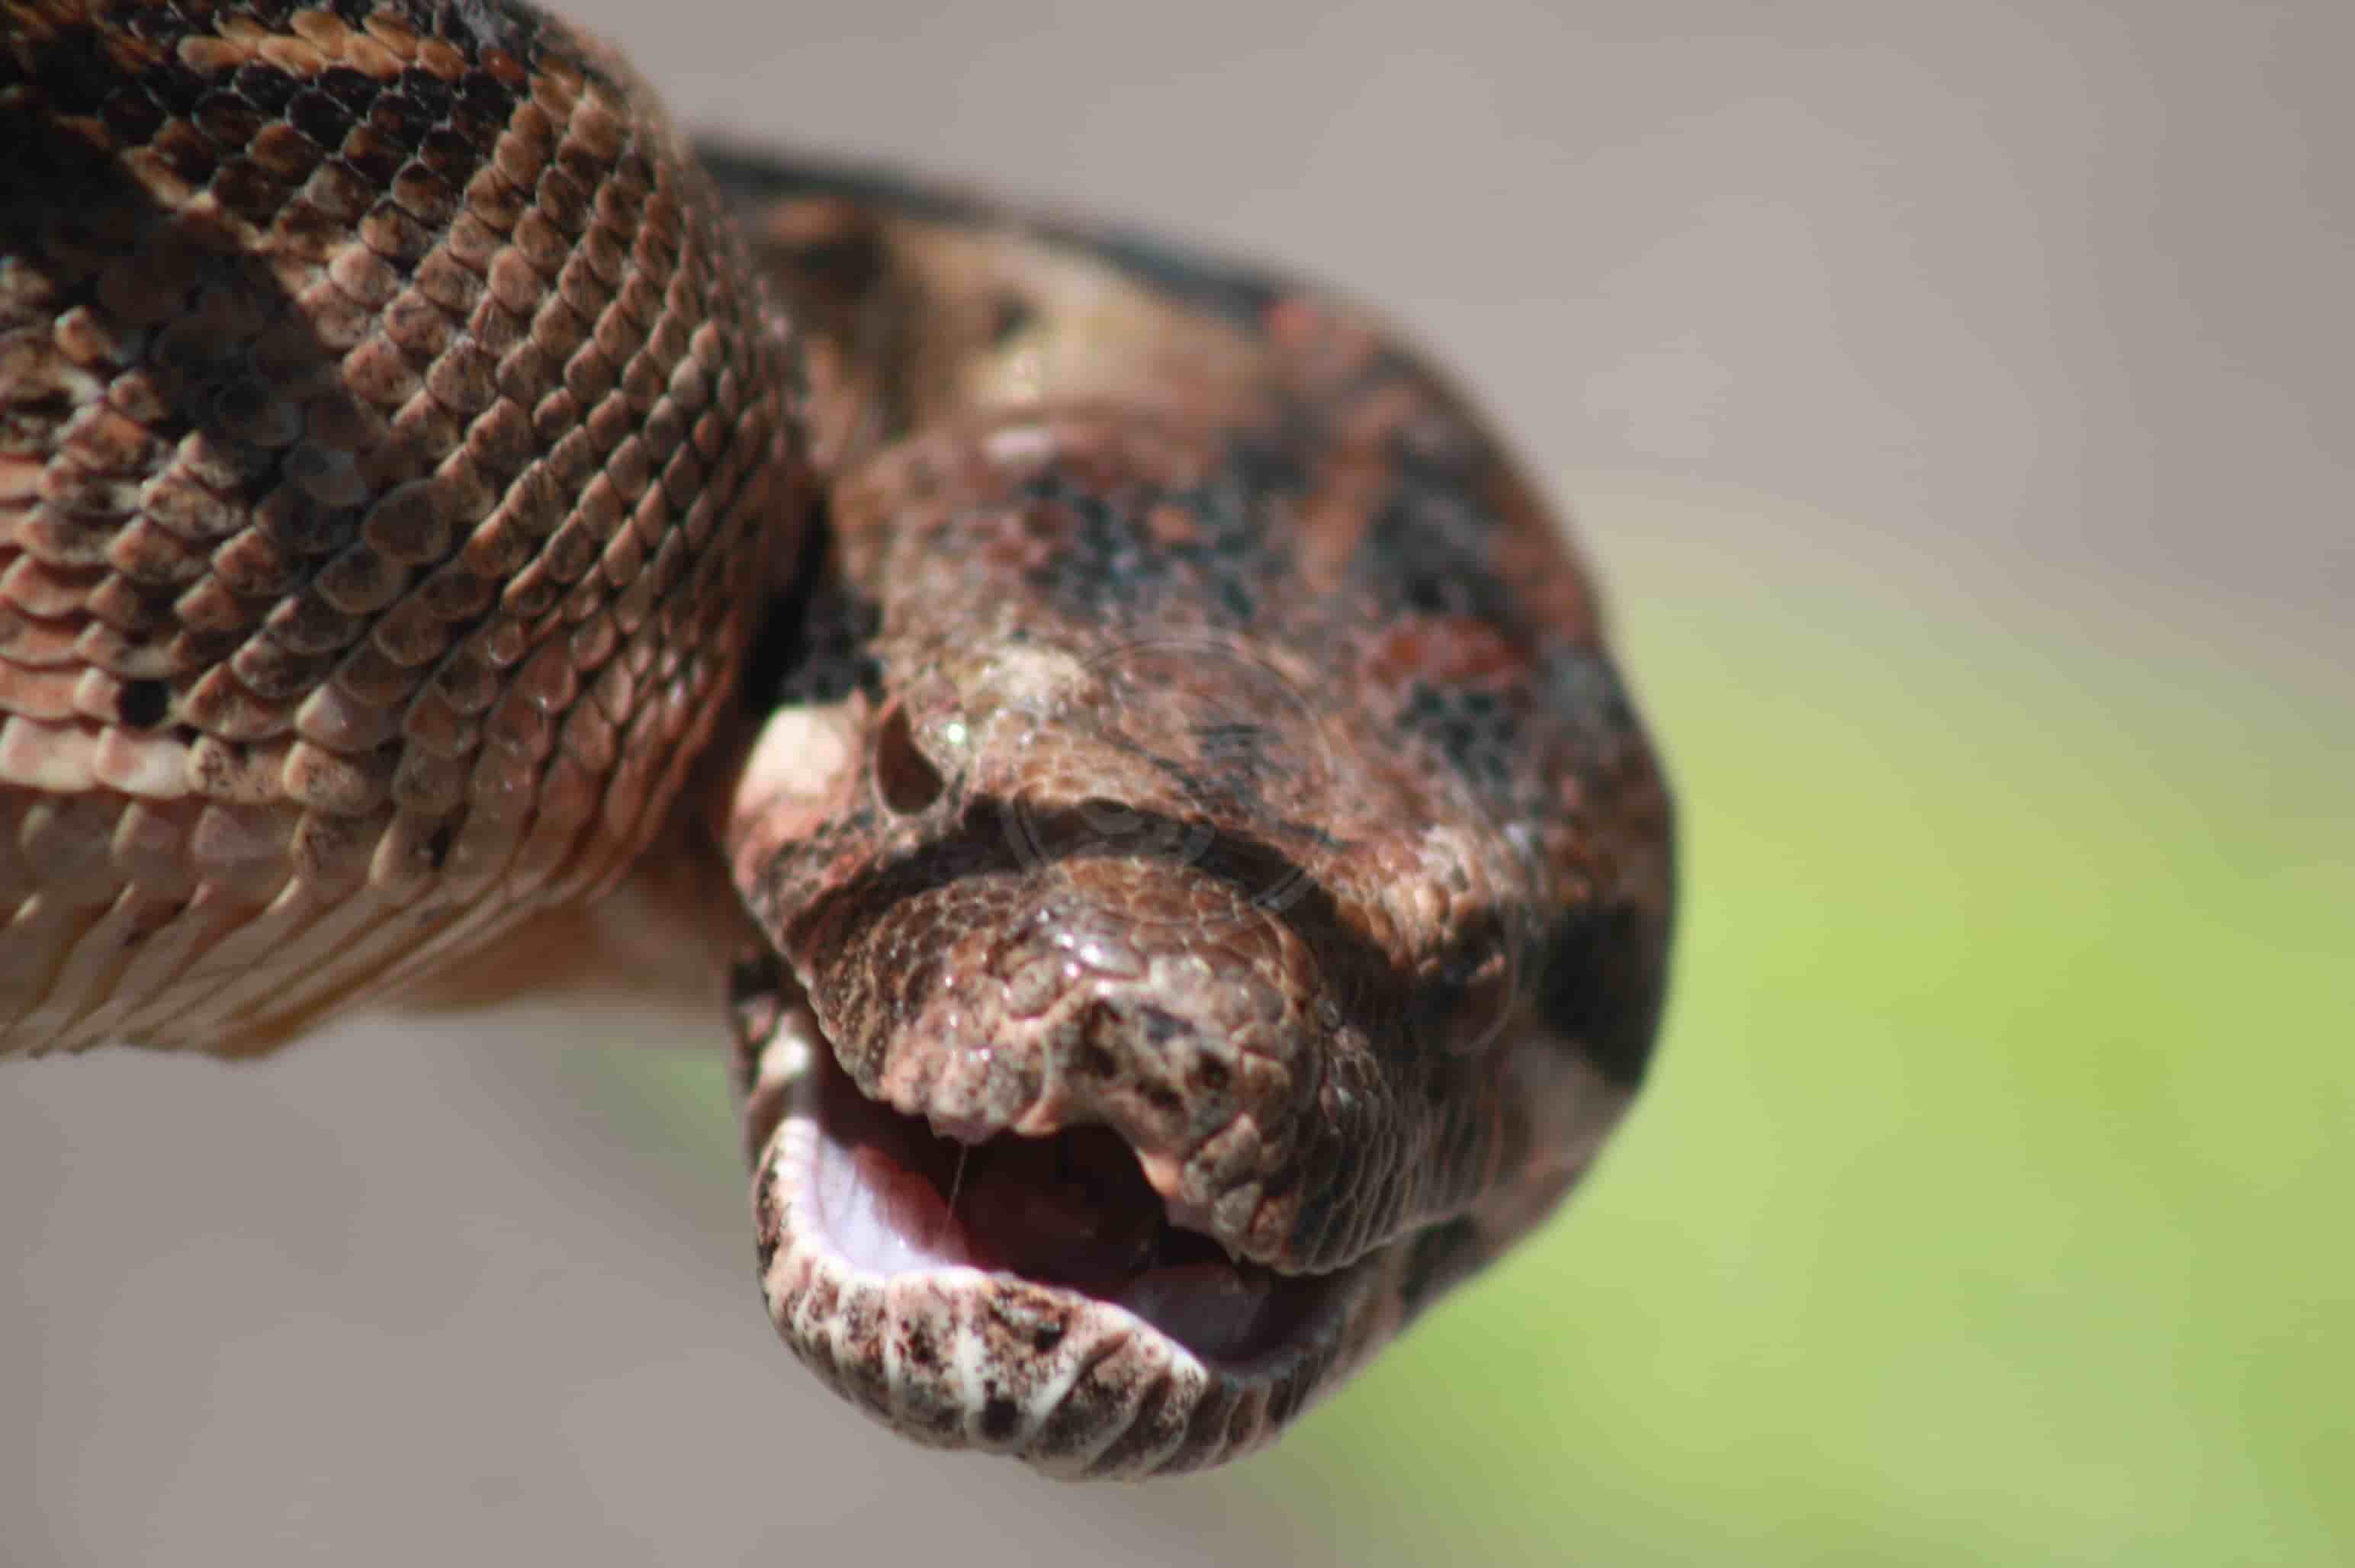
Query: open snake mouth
803,1043,1332,1365
739,972,1383,1473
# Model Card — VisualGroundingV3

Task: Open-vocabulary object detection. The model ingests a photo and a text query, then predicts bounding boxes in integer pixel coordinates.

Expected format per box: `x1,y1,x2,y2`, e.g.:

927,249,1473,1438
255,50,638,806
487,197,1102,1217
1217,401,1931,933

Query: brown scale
1,0,1678,1480
0,0,804,1052
700,154,1672,1471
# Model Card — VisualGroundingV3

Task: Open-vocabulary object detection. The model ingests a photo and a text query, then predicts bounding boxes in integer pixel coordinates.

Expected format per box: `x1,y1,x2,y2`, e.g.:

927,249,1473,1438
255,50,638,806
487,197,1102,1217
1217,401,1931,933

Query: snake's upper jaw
709,647,1536,1472
732,959,1392,1476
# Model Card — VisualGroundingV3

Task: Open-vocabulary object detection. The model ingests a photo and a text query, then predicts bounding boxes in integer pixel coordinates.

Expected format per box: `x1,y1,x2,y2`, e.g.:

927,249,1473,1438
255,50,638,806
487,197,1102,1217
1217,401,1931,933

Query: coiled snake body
2,0,1674,1476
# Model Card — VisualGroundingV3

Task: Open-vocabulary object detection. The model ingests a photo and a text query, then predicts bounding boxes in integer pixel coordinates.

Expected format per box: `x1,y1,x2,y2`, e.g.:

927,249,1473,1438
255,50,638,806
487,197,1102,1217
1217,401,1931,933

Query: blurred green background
586,480,2353,1564
8,2,2348,1562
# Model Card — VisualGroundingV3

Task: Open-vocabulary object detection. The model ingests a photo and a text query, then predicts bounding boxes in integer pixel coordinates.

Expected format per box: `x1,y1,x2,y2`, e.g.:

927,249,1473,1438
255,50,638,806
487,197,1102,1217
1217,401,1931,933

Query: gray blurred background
5,2,2346,1563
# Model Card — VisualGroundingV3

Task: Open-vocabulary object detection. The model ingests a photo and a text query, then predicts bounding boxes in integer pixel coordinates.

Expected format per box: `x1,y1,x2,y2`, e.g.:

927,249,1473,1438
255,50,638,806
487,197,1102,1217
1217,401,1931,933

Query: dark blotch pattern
3,0,800,1052
1014,430,1308,631
1534,899,1671,1089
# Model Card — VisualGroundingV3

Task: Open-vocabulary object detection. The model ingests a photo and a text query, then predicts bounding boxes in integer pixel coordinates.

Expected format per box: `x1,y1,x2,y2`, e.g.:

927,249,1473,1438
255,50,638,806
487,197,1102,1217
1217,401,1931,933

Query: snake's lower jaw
735,977,1405,1476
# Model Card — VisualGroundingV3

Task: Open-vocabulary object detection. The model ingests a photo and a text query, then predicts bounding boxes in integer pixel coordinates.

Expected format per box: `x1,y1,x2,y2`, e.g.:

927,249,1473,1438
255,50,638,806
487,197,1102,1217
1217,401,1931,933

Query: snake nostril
873,701,946,815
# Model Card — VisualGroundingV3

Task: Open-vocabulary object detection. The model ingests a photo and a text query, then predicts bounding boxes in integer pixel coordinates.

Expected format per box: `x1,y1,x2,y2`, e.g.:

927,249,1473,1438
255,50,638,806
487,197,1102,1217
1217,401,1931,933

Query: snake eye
873,701,946,815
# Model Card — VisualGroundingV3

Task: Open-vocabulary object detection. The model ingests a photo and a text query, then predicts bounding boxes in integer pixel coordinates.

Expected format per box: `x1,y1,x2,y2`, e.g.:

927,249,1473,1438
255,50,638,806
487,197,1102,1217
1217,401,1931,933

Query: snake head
715,378,1671,1474
0,0,1673,1483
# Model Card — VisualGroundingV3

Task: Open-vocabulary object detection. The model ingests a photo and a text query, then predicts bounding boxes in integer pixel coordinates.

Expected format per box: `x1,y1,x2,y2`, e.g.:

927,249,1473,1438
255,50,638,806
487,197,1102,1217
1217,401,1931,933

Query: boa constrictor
0,0,1675,1476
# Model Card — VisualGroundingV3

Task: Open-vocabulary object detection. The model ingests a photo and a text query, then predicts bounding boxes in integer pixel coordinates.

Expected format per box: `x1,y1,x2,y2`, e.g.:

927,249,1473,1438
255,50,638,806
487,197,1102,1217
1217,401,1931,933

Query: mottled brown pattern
1,0,1673,1478
1,0,800,1050
708,163,1672,1470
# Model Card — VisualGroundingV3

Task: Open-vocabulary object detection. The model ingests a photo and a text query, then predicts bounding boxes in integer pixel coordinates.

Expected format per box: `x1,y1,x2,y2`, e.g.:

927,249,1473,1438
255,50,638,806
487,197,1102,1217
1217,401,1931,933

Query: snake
2,0,1675,1477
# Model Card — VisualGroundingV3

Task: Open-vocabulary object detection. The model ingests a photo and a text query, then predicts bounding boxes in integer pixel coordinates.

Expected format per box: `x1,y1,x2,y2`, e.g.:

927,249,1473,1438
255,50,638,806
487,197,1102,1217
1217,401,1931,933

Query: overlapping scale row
1,0,807,1052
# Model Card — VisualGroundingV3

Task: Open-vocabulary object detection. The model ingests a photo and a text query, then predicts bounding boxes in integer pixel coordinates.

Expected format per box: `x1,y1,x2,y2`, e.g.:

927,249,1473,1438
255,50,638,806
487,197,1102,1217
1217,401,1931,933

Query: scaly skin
708,164,1675,1472
1,0,1674,1476
0,0,800,1051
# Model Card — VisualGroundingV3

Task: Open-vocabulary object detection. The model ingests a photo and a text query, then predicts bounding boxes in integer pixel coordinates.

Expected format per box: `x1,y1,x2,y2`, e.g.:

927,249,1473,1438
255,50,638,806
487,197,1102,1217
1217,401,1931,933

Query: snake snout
734,918,1380,1476
789,848,1334,1267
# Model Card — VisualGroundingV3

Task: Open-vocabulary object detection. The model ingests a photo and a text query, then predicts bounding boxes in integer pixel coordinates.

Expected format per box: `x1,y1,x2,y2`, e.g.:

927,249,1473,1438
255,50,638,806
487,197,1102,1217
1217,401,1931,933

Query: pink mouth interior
807,1052,1327,1364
